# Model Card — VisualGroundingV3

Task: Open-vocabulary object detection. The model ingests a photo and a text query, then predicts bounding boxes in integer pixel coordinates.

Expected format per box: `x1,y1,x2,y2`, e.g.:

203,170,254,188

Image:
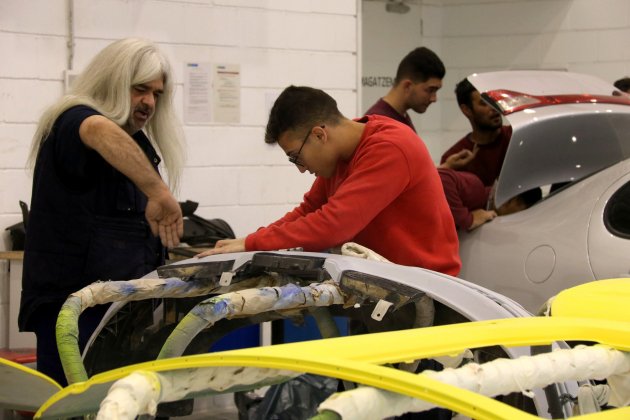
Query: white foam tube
158,281,345,359
97,366,299,419
318,345,630,419
97,371,161,420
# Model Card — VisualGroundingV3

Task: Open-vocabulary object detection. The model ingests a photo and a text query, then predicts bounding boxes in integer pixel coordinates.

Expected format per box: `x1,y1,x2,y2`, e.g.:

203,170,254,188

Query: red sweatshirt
438,168,491,230
245,115,461,276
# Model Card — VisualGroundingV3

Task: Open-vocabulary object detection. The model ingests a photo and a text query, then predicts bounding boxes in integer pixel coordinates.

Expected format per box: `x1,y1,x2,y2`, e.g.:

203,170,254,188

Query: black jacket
19,105,165,331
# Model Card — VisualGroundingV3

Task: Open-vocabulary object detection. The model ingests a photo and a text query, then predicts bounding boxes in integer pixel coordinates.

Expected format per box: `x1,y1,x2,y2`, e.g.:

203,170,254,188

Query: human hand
145,190,183,248
195,238,246,257
440,147,478,170
468,209,497,230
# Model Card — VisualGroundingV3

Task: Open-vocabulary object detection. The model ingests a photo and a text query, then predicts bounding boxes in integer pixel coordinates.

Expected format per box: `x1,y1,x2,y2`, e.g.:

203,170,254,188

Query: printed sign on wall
184,62,212,124
212,64,240,123
184,62,241,124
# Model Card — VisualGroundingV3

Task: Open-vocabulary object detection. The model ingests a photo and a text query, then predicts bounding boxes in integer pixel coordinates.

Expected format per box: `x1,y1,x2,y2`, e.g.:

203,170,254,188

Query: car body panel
587,167,630,280
81,251,567,417
458,71,630,313
195,250,536,330
193,250,536,322
89,251,534,342
459,164,609,313
0,357,62,412
551,278,630,322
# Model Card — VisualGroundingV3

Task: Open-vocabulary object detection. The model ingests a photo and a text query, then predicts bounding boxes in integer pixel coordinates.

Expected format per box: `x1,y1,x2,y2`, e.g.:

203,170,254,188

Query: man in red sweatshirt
198,86,460,275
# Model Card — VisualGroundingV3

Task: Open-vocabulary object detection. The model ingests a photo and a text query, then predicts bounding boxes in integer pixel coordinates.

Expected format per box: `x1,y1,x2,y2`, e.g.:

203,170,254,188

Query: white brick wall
0,0,359,254
2,0,630,269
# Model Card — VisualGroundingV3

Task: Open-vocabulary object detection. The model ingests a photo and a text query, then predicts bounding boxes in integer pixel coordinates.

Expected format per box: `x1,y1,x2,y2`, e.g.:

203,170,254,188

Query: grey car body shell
86,251,575,418
459,71,630,314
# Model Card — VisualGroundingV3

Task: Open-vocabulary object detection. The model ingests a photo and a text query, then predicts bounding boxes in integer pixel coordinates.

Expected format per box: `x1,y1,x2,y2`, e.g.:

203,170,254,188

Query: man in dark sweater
440,78,511,186
364,47,445,133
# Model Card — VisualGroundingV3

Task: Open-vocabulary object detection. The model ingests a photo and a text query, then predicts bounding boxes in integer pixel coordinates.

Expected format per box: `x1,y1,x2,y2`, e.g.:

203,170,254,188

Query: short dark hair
455,78,477,108
614,77,630,93
394,47,445,85
265,86,343,144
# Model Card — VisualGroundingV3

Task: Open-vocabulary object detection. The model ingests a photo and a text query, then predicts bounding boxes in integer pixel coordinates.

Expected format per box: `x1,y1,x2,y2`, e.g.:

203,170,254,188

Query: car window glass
494,112,630,206
604,180,630,238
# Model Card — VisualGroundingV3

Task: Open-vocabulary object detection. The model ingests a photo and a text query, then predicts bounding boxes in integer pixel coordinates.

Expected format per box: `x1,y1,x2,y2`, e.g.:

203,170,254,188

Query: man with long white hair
18,38,185,386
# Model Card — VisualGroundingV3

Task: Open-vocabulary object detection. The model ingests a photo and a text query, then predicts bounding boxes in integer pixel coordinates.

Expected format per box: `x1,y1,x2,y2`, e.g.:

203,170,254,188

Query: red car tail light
483,89,630,115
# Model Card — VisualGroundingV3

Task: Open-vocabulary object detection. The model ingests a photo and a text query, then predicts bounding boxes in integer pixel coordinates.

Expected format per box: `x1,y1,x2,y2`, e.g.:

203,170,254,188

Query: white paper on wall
184,62,212,124
212,64,241,123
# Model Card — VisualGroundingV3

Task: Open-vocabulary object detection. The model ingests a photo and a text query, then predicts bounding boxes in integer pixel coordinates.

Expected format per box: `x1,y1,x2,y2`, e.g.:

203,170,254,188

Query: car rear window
494,111,630,207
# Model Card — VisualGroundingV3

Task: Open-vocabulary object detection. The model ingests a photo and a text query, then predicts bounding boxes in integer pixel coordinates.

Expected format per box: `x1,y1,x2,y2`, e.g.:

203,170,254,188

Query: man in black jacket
19,38,185,386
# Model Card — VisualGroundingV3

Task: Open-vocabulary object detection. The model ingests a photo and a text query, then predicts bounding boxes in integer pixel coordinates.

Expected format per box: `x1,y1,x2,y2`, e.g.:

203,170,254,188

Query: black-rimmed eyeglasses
288,125,324,167
288,129,311,166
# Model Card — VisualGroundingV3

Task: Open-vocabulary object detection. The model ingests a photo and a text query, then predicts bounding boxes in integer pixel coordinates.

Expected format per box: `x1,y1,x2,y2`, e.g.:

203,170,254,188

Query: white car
458,70,630,313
